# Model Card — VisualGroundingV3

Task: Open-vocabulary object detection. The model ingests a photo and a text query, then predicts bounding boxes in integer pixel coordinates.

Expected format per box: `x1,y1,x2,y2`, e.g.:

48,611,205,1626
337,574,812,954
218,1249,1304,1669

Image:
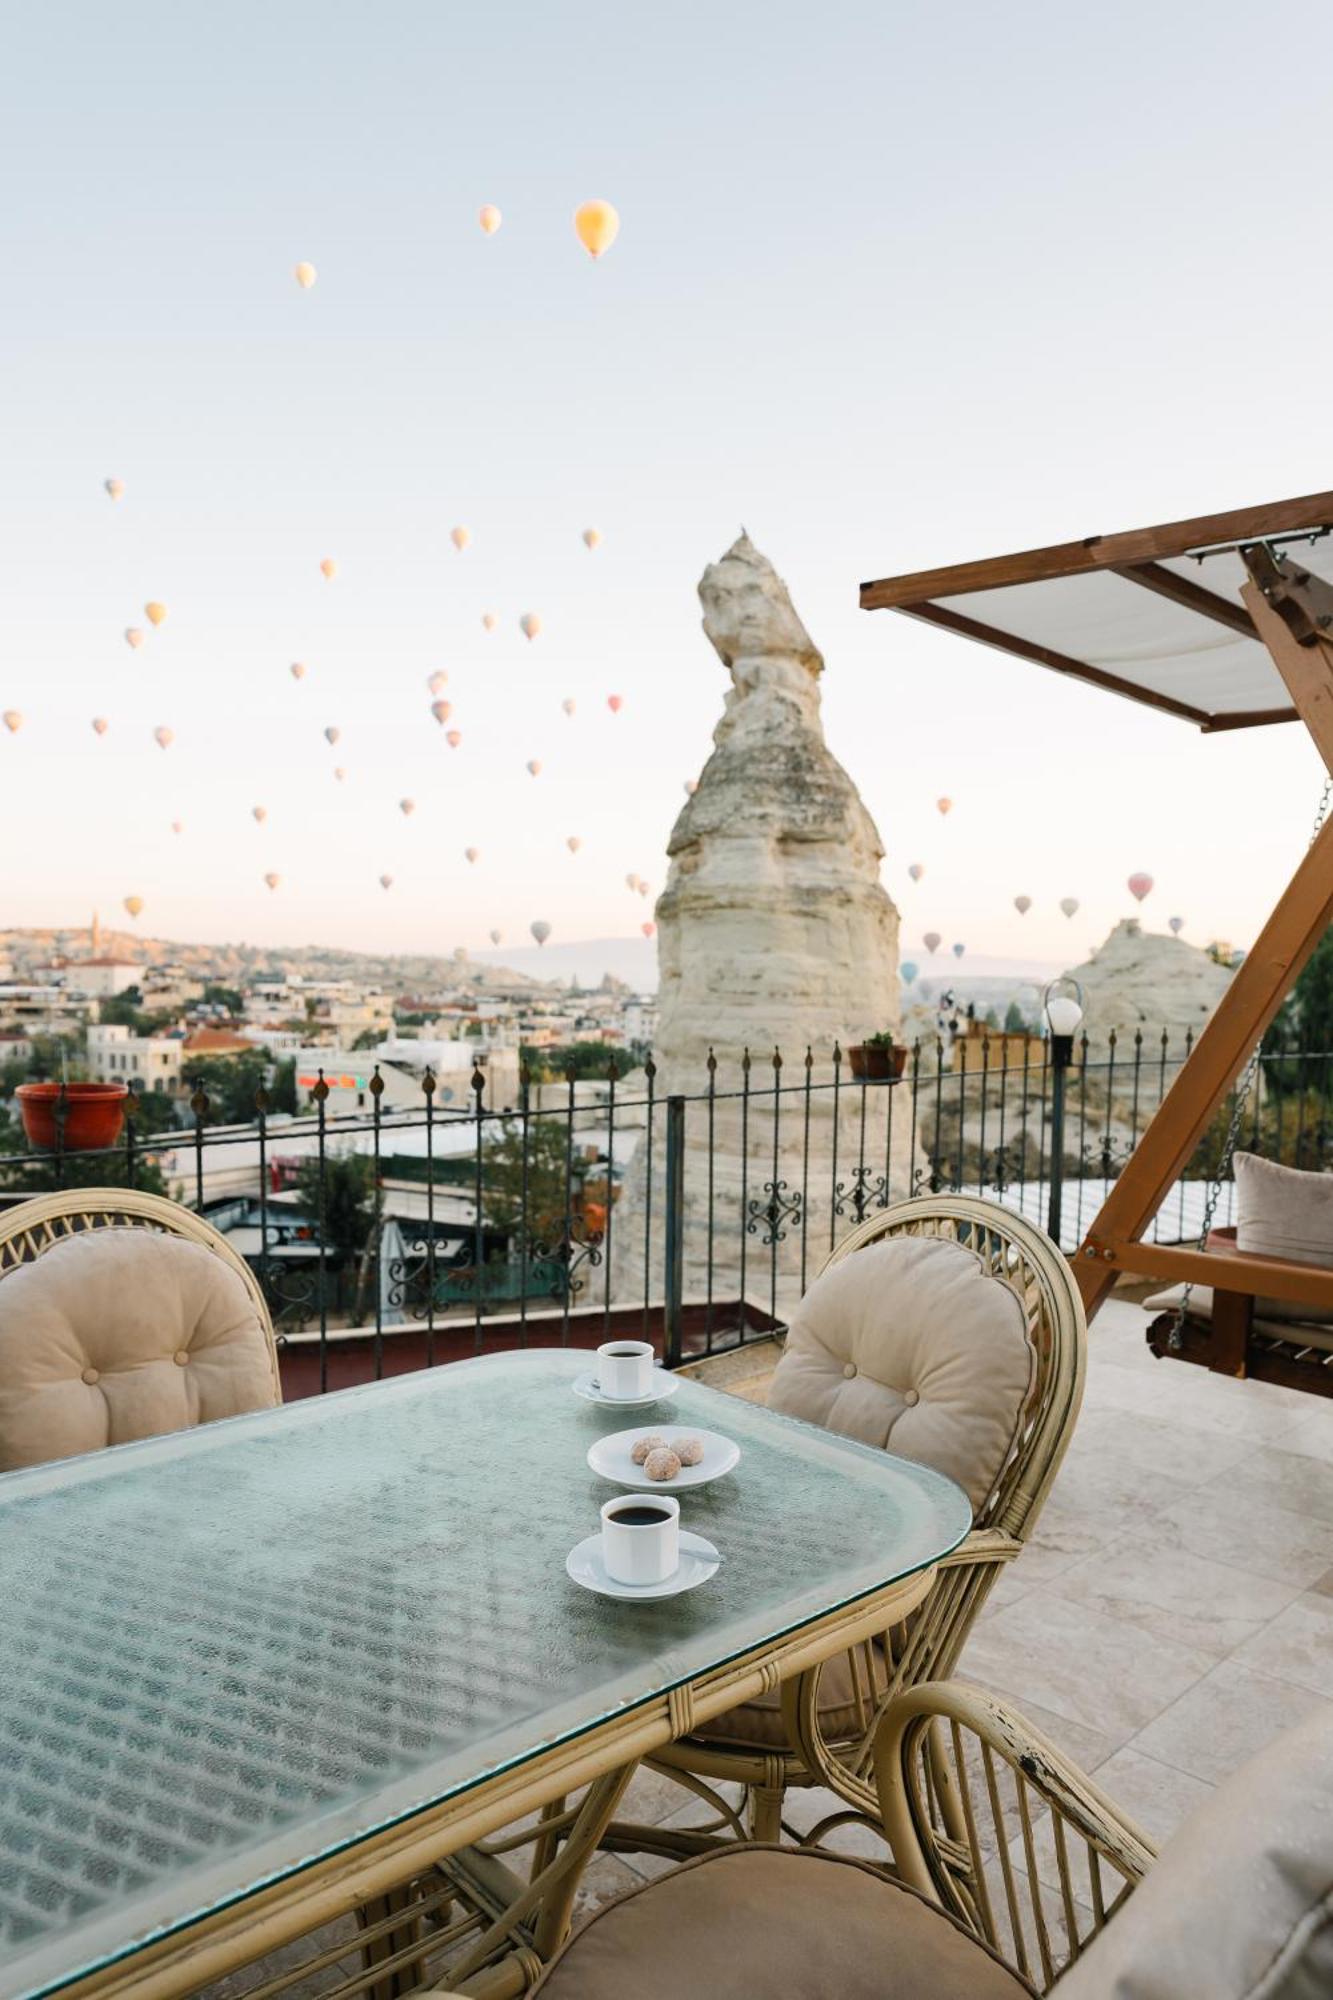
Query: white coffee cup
601,1493,680,1586
596,1338,655,1400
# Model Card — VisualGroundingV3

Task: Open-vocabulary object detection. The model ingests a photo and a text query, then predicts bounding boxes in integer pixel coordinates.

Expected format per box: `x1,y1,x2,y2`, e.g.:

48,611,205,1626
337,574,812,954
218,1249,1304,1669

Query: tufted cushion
0,1228,280,1471
767,1234,1035,1516
1053,1704,1333,1999
531,1845,1035,1999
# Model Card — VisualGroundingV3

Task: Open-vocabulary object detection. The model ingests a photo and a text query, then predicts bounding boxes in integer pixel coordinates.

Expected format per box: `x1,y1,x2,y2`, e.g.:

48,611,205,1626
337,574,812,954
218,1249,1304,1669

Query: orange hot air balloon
427,670,448,694
252,805,267,823
574,200,619,259
478,204,502,235
324,725,340,745
319,557,337,580
333,766,346,781
104,477,125,501
526,758,541,777
171,820,183,834
907,863,924,883
1127,871,1154,903
446,729,461,748
530,919,551,946
145,602,167,627
641,921,655,938
607,694,623,713
290,661,307,681
123,895,143,919
1013,894,1032,916
923,931,942,954
294,261,317,289
153,726,173,749
450,526,471,553
936,797,952,816
431,699,452,724
91,717,108,736
464,846,479,864
481,612,497,632
520,612,541,641
264,872,281,891
583,527,602,550
2,711,21,734
379,873,393,891
566,836,582,853
562,697,576,716
489,928,502,945
400,798,415,817
125,627,145,650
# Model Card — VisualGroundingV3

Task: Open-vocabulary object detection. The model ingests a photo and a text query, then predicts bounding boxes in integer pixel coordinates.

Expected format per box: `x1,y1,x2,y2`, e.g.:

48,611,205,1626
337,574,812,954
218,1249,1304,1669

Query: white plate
571,1368,680,1411
566,1528,721,1600
587,1424,740,1492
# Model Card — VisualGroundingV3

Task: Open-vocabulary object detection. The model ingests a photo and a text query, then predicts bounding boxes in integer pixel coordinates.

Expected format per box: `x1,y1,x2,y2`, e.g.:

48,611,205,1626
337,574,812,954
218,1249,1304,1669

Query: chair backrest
0,1189,281,1470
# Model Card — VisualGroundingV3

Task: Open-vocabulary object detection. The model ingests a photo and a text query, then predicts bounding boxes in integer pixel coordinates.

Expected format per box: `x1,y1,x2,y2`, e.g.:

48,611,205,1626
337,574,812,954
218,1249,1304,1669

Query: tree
97,994,178,1035
351,1027,381,1051
186,1051,290,1125
1004,1000,1030,1035
520,1042,630,1083
201,984,244,1016
1267,925,1333,1060
0,1107,166,1196
480,1117,575,1246
295,1151,378,1258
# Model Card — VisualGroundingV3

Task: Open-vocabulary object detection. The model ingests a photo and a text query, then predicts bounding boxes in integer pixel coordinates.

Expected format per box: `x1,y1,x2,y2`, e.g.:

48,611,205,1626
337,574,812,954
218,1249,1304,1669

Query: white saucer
566,1529,721,1600
572,1369,680,1411
587,1424,740,1492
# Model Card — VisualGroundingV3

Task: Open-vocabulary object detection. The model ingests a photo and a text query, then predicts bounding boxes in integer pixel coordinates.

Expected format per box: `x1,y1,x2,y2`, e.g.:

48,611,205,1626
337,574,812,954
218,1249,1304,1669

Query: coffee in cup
596,1338,655,1401
601,1492,680,1585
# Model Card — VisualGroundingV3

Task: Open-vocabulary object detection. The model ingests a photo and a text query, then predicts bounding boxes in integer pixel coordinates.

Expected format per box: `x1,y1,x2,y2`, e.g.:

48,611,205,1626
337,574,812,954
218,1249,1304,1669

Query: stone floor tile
1198,1446,1333,1527
1069,1406,1257,1489
1132,1657,1333,1786
569,1853,646,1925
1147,1482,1333,1591
1280,1403,1333,1465
1083,1743,1214,1843
1230,1591,1333,1698
1053,1535,1300,1659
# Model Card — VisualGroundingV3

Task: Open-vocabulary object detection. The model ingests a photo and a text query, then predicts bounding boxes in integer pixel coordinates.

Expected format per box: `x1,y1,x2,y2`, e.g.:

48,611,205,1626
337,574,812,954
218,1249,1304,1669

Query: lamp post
1043,977,1084,1248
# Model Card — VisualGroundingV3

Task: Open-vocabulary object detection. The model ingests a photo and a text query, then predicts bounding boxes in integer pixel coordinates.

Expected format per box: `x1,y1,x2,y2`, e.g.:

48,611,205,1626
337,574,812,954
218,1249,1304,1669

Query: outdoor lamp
1042,976,1083,1246
1042,977,1084,1042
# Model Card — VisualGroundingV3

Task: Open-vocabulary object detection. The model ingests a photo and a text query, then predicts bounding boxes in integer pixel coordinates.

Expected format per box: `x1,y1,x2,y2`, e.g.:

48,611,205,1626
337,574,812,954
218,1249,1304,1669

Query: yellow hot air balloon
290,661,307,681
450,526,471,553
153,726,173,749
145,602,167,627
91,717,108,736
583,527,602,550
431,699,452,725
562,697,576,716
566,836,582,853
319,557,337,580
400,798,415,817
379,873,393,890
481,612,497,632
123,895,143,919
294,261,317,289
2,710,21,734
104,477,124,501
574,200,619,259
252,805,267,823
465,846,480,864
526,758,541,777
125,627,145,650
479,204,502,236
520,612,541,641
264,872,281,891
427,670,448,694
324,725,340,745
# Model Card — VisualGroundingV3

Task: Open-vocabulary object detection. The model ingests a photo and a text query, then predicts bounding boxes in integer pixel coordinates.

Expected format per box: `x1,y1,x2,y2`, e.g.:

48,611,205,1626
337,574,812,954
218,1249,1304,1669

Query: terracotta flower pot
16,1081,129,1151
847,1042,908,1083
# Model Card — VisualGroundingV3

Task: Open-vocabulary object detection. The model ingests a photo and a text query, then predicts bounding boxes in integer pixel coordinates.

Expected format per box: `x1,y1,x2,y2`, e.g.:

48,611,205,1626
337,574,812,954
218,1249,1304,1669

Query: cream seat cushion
1054,1704,1333,1998
767,1234,1035,1516
0,1228,279,1471
531,1845,1035,1999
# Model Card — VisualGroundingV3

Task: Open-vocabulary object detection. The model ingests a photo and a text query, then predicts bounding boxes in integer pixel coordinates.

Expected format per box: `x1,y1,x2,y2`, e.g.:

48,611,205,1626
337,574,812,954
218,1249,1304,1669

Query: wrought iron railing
1,1029,1325,1390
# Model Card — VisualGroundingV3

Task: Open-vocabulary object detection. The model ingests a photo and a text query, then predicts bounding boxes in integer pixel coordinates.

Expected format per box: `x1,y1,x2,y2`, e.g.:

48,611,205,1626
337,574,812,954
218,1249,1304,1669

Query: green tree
480,1117,574,1244
351,1027,381,1051
0,1108,166,1195
296,1151,378,1257
1267,926,1333,1061
1004,1000,1030,1035
97,994,178,1035
520,1042,630,1083
186,1051,290,1125
201,984,244,1015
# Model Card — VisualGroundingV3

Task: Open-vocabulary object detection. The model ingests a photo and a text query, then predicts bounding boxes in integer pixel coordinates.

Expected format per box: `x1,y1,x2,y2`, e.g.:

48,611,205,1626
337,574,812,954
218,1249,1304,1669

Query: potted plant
846,1032,909,1083
16,1081,130,1152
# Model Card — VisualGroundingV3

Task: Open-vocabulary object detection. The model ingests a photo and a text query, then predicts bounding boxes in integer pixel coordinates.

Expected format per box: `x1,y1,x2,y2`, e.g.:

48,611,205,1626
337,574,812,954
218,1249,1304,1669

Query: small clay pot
16,1081,129,1151
847,1042,909,1083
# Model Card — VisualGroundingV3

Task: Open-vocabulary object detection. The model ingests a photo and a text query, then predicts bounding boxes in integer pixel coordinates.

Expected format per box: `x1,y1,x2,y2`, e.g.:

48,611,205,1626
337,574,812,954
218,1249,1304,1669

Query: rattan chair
0,1188,281,1468
608,1194,1087,1858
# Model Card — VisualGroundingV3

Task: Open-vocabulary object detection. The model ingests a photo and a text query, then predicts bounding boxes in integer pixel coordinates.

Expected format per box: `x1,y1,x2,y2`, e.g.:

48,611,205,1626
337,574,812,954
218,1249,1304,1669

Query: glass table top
0,1348,970,1998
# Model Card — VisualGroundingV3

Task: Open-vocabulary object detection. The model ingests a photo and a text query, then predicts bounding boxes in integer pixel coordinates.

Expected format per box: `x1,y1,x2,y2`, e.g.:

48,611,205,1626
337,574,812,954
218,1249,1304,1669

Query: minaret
90,910,101,956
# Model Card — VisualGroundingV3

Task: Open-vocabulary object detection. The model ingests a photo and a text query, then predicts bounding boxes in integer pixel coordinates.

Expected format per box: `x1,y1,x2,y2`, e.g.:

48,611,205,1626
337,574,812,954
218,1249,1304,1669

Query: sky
2,1,1331,971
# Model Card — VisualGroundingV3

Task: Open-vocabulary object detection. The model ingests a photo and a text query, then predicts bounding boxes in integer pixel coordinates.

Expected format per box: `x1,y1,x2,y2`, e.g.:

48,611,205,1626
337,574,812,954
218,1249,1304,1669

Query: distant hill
473,935,659,991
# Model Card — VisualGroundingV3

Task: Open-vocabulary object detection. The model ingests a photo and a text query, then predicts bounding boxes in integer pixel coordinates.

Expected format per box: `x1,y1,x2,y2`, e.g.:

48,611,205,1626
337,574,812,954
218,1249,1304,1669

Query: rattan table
0,1349,970,1999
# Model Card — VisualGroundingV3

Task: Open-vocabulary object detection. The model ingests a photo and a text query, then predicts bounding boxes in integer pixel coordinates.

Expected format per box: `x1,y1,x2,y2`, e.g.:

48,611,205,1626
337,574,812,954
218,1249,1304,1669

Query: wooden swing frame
860,492,1333,1343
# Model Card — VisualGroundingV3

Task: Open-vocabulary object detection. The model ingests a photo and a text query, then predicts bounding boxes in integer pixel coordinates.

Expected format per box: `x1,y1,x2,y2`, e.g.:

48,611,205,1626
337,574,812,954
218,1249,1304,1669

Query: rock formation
612,534,907,1318
1064,919,1233,1053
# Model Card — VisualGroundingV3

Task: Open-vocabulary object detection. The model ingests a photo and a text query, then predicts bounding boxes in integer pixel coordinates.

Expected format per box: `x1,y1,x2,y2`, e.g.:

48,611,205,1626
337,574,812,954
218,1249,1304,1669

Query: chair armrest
937,1526,1023,1570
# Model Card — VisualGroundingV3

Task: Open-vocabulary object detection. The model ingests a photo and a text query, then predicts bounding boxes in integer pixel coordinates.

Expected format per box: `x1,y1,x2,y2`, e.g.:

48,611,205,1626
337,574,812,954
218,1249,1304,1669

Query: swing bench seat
1145,1226,1333,1397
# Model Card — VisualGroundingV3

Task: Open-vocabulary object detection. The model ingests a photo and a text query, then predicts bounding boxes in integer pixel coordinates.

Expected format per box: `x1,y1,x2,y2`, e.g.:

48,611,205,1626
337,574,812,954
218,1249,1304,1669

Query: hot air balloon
489,928,502,945
638,881,650,897
123,895,143,919
153,726,173,749
1059,897,1080,919
104,477,124,501
1013,894,1032,916
526,758,541,777
574,200,619,259
907,863,925,883
901,962,919,985
566,836,582,853
319,557,337,580
379,874,393,891
294,261,317,289
479,204,502,235
334,766,346,781
145,602,167,627
400,798,415,817
450,526,471,553
684,778,697,795
290,662,306,681
1128,871,1154,904
324,726,340,745
427,670,448,694
561,697,577,719
1169,915,1186,936
607,694,623,713
464,846,479,864
520,613,541,641
626,873,640,892
923,931,941,954
125,628,144,650
936,797,952,817
446,730,462,748
2,711,20,734
952,942,966,960
431,700,452,724
482,612,497,632
171,820,183,834
530,920,551,946
252,806,267,824
264,873,281,891
583,527,602,550
91,718,108,737
642,921,655,938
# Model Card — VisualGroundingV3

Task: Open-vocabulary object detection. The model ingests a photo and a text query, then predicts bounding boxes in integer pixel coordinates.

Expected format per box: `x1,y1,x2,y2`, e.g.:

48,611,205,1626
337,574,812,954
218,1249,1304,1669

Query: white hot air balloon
400,798,415,816
526,758,541,777
625,872,639,891
562,697,576,716
1169,915,1186,936
290,661,306,681
104,477,125,501
923,931,942,954
520,612,541,641
482,612,497,632
530,920,551,946
252,805,267,823
324,725,340,745
91,717,108,737
907,863,925,883
638,881,650,898
566,836,582,853
153,726,173,749
450,526,471,553
583,527,602,550
431,699,452,724
1013,894,1032,916
478,204,502,236
1060,897,1080,919
465,846,479,864
294,261,317,289
427,670,448,694
264,872,281,891
489,928,502,946
319,557,337,580
124,627,145,650
379,873,393,890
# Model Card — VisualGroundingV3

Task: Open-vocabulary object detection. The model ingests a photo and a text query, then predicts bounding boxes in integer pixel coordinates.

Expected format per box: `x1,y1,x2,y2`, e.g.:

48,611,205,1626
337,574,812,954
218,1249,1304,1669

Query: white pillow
1235,1151,1333,1322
